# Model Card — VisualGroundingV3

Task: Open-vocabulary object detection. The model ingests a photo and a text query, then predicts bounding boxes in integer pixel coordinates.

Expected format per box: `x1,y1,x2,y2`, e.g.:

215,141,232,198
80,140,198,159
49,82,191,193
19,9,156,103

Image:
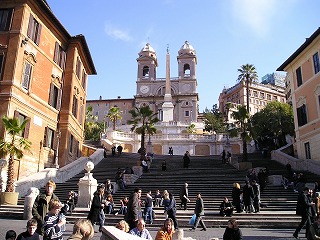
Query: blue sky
47,0,319,112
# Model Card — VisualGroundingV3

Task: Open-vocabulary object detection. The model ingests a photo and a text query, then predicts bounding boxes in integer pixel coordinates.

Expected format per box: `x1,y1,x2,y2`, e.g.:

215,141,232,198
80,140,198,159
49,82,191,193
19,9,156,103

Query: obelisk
162,45,174,122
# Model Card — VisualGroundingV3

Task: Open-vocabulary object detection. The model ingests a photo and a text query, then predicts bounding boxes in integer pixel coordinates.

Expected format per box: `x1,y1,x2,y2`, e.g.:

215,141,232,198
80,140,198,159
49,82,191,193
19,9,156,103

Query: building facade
277,27,320,161
219,81,286,123
86,97,135,129
0,0,96,180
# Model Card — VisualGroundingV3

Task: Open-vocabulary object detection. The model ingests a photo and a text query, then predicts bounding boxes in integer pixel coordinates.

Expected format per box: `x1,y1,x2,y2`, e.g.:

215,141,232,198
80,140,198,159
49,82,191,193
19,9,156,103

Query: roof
277,27,320,71
37,0,96,74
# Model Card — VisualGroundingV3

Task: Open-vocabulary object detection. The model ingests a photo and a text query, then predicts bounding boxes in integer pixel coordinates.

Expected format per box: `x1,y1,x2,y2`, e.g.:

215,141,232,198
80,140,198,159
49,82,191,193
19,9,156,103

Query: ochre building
0,0,96,180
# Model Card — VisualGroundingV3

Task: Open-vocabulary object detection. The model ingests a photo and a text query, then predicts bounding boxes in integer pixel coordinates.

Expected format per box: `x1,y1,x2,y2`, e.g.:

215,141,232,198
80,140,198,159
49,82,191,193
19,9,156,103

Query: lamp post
54,131,61,169
213,131,217,155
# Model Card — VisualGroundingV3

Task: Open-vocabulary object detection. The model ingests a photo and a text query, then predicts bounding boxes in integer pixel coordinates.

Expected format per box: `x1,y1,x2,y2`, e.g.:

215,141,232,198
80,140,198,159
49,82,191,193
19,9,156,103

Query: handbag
189,214,196,225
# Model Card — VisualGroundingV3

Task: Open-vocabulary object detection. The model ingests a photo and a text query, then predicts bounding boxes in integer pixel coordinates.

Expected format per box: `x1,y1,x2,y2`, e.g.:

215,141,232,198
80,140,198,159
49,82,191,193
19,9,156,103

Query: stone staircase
1,152,319,229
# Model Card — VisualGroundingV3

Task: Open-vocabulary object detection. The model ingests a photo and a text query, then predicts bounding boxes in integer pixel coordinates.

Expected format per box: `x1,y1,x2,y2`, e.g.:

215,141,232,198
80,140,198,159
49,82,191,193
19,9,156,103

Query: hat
6,230,16,239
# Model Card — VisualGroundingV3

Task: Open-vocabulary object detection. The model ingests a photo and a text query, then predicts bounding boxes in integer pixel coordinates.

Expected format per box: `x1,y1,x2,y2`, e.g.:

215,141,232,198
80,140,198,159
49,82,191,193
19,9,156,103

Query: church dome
180,41,194,50
179,41,196,55
141,43,156,53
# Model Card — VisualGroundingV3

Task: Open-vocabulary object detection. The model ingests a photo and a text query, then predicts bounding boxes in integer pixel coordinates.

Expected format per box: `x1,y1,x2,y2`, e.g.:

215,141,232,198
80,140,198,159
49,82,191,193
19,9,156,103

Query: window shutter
48,83,54,106
57,88,62,111
52,130,57,151
27,14,34,38
53,42,59,63
43,127,48,147
61,50,66,70
14,110,19,118
24,117,30,139
35,23,42,45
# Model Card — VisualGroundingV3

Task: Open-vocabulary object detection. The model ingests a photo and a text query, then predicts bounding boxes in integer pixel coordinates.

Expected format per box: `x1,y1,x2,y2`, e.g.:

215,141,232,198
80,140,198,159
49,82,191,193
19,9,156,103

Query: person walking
87,184,105,232
190,193,207,231
294,187,315,239
144,190,154,224
125,187,142,230
179,183,190,210
32,180,59,235
163,191,179,230
183,151,190,168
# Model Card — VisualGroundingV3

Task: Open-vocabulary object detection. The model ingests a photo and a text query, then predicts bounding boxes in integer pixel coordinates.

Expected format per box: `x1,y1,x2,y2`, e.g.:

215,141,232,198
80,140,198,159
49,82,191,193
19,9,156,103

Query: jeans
144,207,153,224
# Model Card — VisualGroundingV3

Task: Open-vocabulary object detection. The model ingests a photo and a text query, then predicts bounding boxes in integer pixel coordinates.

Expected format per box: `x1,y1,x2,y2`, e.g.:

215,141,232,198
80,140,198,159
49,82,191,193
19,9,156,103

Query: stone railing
15,149,104,197
271,144,320,176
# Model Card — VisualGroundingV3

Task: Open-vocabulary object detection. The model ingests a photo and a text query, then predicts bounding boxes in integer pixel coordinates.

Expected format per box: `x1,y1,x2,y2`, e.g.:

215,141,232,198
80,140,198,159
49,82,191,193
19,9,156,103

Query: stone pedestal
23,187,39,219
77,172,98,208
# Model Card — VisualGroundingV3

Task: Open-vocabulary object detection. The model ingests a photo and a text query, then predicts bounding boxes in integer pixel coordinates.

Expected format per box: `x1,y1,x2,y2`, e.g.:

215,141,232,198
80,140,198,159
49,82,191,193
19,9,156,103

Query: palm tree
106,107,122,130
231,105,250,161
237,64,258,113
0,116,31,192
128,105,159,159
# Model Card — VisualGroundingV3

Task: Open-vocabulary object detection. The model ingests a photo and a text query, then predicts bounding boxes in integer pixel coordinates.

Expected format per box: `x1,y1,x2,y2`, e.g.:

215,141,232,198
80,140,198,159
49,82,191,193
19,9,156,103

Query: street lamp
54,131,61,169
213,131,217,155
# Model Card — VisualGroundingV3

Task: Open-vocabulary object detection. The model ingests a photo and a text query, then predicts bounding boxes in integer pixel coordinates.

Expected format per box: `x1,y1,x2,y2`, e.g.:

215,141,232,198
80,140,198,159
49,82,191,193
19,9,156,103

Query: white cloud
104,22,132,42
231,0,277,37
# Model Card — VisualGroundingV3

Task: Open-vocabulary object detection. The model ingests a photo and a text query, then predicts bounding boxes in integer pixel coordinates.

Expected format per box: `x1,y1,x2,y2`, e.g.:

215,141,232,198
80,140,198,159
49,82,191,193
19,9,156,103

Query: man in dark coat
190,193,207,231
179,182,189,210
183,151,190,168
32,180,59,235
125,187,142,230
294,187,315,239
242,180,254,213
219,197,234,217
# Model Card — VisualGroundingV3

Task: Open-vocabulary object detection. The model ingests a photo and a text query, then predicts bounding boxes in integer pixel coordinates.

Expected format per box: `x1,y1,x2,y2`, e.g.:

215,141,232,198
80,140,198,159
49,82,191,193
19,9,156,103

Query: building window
53,42,66,70
27,14,42,45
143,66,149,77
22,62,32,90
305,142,311,159
185,110,190,117
14,111,30,139
82,71,87,89
76,57,82,79
253,91,258,97
49,84,62,110
69,134,74,153
43,127,55,149
297,104,307,126
0,54,4,80
0,8,13,31
260,93,264,99
72,95,78,117
267,94,271,100
296,67,302,87
158,109,163,121
313,52,320,74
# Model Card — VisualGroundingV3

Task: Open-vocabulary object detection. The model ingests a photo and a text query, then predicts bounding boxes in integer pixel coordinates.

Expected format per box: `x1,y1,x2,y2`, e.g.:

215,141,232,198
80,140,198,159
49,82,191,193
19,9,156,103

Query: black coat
223,227,243,240
296,191,313,216
87,192,103,223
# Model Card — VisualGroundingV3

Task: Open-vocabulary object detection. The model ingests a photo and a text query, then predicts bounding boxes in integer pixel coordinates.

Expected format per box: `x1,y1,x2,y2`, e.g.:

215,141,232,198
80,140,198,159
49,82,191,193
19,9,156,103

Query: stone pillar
23,187,39,220
77,160,98,208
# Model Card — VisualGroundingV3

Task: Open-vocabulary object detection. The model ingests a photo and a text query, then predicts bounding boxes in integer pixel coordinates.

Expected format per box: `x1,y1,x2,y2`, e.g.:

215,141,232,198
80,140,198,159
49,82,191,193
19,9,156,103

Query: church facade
135,41,199,124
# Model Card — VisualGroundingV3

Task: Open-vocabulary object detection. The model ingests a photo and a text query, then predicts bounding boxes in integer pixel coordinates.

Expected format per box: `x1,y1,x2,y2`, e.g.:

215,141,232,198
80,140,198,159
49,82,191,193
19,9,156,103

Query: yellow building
0,0,96,180
277,27,320,161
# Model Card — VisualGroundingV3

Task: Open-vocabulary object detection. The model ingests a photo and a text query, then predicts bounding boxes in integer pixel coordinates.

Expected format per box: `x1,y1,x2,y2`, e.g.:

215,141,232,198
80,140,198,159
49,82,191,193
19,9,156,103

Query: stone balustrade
15,149,104,197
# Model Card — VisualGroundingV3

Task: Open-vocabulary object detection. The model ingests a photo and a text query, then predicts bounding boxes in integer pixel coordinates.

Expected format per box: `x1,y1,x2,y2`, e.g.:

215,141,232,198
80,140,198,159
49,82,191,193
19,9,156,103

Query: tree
203,104,225,133
0,116,31,192
128,105,159,159
237,64,258,113
84,106,104,141
251,101,294,150
106,106,122,130
186,123,196,134
230,105,250,161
